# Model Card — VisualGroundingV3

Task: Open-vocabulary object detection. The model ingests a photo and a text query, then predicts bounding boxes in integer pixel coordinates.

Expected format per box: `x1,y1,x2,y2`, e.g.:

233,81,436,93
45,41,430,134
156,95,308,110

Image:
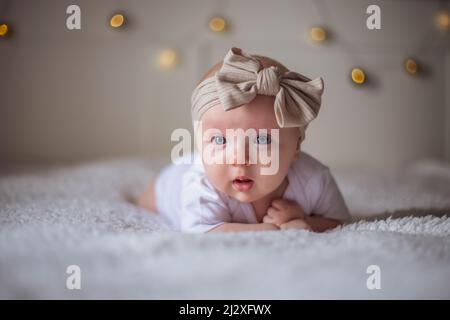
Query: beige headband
191,47,324,129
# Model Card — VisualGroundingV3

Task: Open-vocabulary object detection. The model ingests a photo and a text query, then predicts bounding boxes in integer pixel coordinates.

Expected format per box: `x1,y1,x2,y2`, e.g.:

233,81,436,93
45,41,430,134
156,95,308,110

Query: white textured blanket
0,158,449,299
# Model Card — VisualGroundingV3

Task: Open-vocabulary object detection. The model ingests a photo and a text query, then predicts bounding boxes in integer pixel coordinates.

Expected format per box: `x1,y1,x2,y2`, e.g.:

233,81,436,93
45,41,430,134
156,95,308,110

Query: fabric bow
191,47,324,128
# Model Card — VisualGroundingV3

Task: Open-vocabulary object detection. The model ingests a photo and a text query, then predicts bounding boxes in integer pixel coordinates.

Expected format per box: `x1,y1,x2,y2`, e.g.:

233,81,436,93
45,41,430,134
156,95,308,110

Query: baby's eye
211,135,226,145
256,134,271,145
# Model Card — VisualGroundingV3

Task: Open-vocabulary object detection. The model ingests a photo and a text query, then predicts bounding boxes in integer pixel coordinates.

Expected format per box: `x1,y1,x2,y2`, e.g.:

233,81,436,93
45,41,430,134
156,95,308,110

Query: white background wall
0,0,448,169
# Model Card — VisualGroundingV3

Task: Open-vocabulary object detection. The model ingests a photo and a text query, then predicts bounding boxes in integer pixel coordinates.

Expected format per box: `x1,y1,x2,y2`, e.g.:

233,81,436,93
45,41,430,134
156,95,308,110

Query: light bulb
351,68,366,85
158,49,178,69
209,16,227,33
110,14,125,28
310,27,327,43
405,58,418,75
0,24,9,37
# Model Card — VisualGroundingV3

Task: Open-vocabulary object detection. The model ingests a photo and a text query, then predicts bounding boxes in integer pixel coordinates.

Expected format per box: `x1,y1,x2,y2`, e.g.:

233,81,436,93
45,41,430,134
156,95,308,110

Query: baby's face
200,95,300,203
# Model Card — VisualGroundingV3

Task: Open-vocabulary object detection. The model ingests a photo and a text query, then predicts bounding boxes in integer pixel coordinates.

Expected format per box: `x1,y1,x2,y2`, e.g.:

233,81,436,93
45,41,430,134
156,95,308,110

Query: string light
110,14,125,28
351,68,366,85
0,23,8,37
0,4,441,80
209,16,227,33
157,49,179,69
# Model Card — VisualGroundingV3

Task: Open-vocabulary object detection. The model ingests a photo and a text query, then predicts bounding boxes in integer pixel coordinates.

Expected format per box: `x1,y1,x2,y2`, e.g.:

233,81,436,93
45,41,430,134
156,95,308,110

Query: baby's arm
263,198,343,232
208,222,279,233
281,215,342,232
264,166,350,232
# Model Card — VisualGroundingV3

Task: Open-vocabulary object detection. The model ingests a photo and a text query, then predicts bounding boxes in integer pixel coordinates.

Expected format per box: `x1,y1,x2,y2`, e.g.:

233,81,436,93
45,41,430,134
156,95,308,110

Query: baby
138,47,350,233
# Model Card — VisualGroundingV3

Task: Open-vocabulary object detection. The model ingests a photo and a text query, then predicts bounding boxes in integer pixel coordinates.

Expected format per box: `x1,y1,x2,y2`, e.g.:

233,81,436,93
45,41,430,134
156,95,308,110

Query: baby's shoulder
289,152,330,184
181,161,229,204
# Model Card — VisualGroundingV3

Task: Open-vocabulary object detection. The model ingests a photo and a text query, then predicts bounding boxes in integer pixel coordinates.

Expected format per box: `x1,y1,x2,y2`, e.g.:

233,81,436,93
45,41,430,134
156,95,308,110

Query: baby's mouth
232,176,254,192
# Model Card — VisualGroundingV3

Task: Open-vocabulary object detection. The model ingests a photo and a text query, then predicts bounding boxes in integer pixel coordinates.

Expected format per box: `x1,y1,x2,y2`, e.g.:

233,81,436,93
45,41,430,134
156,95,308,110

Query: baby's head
191,47,324,203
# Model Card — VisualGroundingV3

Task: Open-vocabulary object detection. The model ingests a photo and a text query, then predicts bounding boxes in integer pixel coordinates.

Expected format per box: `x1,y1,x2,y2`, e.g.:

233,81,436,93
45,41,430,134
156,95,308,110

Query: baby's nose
228,142,250,166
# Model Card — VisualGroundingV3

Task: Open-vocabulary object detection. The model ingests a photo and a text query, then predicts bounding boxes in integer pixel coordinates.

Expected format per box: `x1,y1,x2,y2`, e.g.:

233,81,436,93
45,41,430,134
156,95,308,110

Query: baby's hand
262,198,305,227
279,218,312,231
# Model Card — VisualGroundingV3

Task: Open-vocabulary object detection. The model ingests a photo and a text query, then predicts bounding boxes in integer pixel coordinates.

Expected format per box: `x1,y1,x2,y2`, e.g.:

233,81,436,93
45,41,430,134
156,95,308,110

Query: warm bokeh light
209,16,227,32
0,24,8,37
110,14,125,28
435,10,450,31
157,49,178,69
351,68,366,84
309,27,327,42
405,58,418,75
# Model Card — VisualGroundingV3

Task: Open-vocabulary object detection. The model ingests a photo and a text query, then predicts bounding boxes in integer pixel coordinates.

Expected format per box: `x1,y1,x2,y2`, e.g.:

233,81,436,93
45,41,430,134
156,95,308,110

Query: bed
0,157,449,299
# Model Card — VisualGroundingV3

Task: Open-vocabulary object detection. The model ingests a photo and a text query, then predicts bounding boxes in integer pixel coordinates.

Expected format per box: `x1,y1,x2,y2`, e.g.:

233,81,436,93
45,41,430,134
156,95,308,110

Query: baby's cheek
256,169,285,189
204,164,228,189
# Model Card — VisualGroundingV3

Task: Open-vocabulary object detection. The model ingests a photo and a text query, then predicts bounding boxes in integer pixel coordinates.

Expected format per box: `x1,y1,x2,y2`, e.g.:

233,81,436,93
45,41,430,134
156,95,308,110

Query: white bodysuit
155,152,350,233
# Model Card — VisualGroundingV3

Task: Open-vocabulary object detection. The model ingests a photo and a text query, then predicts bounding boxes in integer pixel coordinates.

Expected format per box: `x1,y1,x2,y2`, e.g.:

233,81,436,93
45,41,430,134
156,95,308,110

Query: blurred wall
446,47,450,160
0,0,448,169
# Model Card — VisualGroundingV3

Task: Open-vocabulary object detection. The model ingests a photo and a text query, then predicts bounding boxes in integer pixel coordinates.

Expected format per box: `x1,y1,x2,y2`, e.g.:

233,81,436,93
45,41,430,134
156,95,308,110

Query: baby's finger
284,219,312,231
267,207,278,217
263,215,274,224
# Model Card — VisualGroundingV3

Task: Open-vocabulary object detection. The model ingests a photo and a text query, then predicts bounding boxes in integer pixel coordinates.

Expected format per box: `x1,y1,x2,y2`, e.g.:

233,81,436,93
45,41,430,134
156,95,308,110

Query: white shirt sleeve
180,165,232,233
309,167,351,222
